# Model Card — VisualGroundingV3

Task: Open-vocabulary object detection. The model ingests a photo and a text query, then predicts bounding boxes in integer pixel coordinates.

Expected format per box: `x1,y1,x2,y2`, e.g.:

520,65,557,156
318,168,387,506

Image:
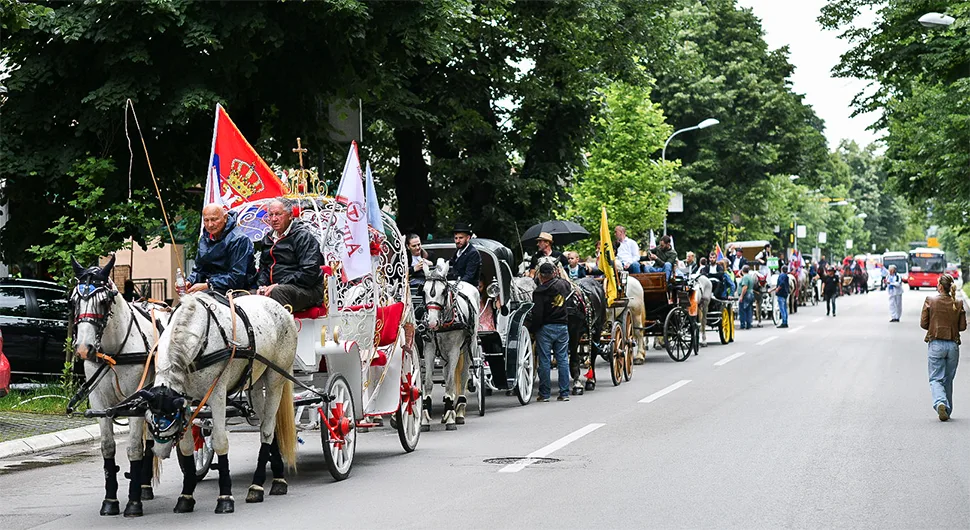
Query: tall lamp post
661,118,720,235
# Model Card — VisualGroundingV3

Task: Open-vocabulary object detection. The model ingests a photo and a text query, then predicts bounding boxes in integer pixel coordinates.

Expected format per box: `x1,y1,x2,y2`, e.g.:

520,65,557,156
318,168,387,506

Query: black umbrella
520,220,591,246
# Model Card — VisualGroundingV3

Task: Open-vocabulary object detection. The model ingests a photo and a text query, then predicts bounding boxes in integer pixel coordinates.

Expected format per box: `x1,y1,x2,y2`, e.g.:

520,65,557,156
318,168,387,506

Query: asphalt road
1,288,967,529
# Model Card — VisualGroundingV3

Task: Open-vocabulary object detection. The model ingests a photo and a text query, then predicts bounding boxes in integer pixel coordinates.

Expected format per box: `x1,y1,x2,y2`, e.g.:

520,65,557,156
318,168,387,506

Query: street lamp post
661,118,719,235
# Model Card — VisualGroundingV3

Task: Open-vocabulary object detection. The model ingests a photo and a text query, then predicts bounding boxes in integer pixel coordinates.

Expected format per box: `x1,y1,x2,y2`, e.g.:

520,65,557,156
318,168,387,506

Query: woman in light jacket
920,274,967,421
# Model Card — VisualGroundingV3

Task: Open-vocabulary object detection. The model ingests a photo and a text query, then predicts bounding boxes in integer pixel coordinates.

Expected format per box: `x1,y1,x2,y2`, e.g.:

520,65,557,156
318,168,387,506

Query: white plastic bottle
175,267,187,295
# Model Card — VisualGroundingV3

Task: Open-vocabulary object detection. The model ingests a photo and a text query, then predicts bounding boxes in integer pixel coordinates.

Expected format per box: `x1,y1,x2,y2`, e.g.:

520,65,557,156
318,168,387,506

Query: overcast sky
737,0,881,149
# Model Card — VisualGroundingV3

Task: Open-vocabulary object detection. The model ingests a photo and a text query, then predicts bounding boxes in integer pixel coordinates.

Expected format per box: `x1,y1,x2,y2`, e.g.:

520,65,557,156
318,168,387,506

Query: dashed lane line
756,336,778,346
812,317,824,323
714,352,747,367
638,380,692,404
498,423,606,473
788,325,805,333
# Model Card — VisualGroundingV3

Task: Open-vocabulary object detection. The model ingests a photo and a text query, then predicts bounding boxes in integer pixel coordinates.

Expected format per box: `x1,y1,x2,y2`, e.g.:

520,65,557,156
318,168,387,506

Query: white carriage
229,193,421,481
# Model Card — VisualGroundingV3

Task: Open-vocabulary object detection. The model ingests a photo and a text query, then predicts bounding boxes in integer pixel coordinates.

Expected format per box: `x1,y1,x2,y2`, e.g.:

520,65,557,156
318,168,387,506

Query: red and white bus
908,247,946,290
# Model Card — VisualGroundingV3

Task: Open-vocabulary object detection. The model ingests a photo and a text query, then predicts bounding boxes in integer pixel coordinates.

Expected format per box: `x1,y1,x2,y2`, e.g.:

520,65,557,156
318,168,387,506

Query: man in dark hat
448,222,481,286
529,262,572,402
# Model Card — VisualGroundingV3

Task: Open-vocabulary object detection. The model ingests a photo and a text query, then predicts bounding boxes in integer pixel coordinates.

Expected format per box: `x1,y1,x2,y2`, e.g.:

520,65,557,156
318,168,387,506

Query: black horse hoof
584,381,596,391
572,388,584,396
455,416,465,425
174,495,195,513
100,499,120,516
246,486,264,503
269,479,288,496
124,500,143,518
445,423,457,431
420,424,430,432
215,496,235,514
141,486,154,501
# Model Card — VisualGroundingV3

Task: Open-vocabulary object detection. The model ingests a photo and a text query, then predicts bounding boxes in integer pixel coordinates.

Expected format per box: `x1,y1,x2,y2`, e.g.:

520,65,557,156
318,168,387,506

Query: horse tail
144,425,163,486
274,379,298,471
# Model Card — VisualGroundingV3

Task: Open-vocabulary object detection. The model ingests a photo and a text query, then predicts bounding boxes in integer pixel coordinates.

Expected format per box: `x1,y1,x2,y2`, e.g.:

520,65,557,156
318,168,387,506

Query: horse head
518,252,532,276
423,259,453,331
140,384,188,458
70,255,119,362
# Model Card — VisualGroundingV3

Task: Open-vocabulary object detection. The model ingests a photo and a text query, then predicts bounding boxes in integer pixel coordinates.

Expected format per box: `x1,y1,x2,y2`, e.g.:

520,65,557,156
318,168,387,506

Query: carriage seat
478,331,503,355
292,265,333,319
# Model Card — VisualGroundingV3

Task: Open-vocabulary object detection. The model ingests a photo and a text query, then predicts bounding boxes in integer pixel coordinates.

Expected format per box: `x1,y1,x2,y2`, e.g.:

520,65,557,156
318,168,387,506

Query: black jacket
258,219,323,288
448,244,481,286
529,277,572,333
821,273,841,298
529,250,569,271
188,211,257,292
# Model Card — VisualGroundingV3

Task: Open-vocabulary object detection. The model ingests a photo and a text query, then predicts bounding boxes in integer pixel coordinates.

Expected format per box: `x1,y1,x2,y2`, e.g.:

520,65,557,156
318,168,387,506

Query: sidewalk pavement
0,412,127,460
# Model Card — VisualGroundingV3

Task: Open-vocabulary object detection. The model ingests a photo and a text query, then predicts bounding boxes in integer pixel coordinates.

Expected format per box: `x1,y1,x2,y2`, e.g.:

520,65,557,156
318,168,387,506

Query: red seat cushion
376,302,405,347
370,351,387,367
292,305,328,319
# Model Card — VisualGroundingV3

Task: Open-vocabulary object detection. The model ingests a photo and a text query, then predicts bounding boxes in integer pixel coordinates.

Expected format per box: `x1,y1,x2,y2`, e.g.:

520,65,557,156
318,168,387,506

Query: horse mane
158,294,205,387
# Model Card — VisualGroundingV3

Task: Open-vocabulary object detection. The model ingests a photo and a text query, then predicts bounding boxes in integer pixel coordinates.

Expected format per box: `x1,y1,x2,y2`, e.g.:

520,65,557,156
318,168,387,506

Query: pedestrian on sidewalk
774,265,790,328
738,265,755,329
887,264,903,322
821,265,840,317
920,274,967,421
529,262,572,402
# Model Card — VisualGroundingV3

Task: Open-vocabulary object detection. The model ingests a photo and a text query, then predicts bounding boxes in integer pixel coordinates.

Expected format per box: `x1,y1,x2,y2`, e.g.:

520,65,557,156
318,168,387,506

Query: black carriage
413,239,535,414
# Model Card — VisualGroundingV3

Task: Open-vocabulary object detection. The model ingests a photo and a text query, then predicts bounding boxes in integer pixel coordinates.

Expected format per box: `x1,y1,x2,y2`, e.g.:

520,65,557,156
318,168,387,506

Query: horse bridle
70,275,120,360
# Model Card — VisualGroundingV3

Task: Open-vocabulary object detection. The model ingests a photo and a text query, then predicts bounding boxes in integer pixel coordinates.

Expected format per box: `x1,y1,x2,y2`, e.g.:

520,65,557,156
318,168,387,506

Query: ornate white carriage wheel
321,374,356,481
396,349,421,453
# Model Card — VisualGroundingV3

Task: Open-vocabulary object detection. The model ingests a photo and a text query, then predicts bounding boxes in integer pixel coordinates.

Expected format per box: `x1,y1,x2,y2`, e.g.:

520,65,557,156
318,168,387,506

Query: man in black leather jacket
257,199,324,312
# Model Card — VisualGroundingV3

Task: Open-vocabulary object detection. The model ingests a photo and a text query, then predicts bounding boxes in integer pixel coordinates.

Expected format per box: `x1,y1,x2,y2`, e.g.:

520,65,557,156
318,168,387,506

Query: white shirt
616,237,640,268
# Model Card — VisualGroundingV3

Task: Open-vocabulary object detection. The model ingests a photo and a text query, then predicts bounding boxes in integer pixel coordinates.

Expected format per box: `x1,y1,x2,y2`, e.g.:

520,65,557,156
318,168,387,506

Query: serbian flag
598,206,618,306
715,243,724,262
335,142,370,281
203,104,284,209
364,162,385,234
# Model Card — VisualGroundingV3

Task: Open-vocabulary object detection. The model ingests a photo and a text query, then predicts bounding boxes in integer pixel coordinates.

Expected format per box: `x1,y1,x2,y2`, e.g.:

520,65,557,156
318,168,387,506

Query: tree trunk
393,126,434,238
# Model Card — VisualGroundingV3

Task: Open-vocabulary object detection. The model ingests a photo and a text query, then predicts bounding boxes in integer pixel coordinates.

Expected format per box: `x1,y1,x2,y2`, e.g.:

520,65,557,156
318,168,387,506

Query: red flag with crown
203,104,284,209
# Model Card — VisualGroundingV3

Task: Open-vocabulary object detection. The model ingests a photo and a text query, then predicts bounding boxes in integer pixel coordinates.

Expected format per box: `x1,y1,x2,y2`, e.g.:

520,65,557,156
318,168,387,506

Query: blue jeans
776,295,788,325
625,262,643,273
643,262,672,279
537,323,569,399
928,339,960,414
739,293,754,329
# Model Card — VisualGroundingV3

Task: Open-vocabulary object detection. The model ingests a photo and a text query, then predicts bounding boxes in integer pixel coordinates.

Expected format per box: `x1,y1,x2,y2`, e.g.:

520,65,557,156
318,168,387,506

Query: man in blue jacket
186,204,256,294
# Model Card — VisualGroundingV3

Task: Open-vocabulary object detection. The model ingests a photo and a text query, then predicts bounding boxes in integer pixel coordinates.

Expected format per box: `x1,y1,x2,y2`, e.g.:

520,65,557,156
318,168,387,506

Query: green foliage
652,0,831,253
27,157,162,284
820,0,969,239
563,82,676,255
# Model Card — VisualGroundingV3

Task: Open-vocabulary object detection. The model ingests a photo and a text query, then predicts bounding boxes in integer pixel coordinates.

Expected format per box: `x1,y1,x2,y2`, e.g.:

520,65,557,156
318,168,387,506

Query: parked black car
0,278,74,380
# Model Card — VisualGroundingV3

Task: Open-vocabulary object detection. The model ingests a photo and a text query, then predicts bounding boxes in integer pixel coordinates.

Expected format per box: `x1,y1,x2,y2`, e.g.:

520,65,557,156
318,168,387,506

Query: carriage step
355,422,380,428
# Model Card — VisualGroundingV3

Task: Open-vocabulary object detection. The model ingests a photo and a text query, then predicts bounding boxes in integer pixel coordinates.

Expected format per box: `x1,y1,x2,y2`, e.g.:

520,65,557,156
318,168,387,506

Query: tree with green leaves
562,82,677,255
819,0,969,243
650,0,831,254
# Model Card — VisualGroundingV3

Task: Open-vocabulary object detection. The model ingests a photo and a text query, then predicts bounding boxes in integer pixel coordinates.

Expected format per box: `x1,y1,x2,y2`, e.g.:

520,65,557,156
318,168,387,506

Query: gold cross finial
292,137,307,170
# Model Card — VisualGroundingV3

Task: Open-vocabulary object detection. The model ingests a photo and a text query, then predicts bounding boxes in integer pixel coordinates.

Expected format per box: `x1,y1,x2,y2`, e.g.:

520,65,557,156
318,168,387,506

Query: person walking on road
529,262,572,402
738,265,755,329
821,265,840,317
774,265,791,328
920,274,967,421
887,264,903,322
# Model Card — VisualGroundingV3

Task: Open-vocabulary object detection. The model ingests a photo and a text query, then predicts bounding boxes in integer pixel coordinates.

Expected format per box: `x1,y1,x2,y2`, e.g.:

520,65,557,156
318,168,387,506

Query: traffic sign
927,237,939,248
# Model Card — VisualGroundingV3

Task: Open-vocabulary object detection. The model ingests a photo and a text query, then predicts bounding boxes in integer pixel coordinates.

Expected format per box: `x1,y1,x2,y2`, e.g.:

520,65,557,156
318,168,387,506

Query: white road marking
788,326,805,333
498,423,605,473
756,336,778,346
714,352,747,367
639,380,692,404
812,317,824,323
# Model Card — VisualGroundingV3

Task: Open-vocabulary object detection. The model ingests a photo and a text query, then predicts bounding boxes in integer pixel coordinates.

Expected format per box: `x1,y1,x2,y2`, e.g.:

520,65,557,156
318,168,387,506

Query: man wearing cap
529,262,573,402
448,222,481,286
528,232,569,277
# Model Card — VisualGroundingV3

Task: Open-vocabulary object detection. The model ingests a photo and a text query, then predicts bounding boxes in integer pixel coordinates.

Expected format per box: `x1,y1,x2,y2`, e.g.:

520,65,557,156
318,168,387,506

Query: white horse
621,278,646,363
143,292,298,514
71,256,171,518
420,260,480,431
691,274,713,347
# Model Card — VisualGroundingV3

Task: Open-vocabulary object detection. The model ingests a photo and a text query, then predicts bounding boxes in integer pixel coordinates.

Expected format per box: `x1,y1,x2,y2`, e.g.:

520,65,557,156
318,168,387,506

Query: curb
0,423,129,460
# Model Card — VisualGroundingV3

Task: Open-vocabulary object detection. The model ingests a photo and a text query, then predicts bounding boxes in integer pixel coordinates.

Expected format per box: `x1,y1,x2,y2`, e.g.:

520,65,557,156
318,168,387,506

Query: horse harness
421,277,476,361
68,277,166,413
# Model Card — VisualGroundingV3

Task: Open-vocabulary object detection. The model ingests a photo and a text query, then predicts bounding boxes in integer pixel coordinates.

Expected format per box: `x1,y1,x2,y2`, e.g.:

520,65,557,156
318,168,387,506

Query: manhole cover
483,457,560,465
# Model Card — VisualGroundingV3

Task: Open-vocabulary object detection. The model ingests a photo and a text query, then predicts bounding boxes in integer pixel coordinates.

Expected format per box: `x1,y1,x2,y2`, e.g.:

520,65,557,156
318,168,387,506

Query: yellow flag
598,206,618,306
